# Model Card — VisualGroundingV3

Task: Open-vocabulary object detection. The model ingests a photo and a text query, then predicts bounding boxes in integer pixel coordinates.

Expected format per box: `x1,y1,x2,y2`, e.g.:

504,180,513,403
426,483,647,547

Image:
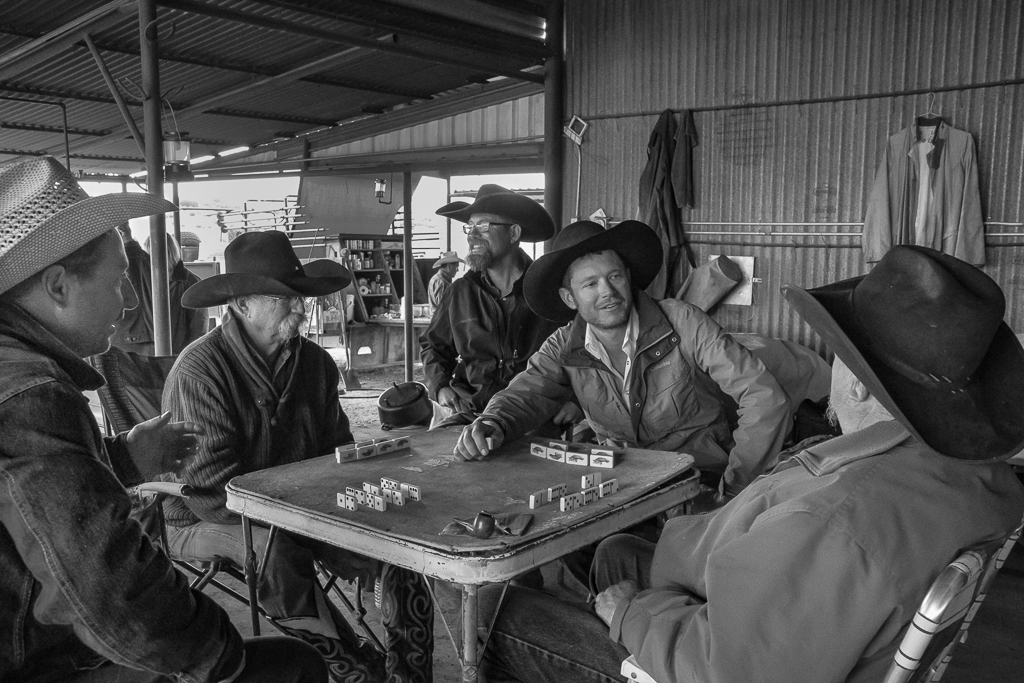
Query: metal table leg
241,515,261,636
461,583,478,683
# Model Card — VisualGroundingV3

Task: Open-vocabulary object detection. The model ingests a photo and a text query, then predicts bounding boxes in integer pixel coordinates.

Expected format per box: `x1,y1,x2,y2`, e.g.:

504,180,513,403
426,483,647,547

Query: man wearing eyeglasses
163,231,435,683
421,185,574,429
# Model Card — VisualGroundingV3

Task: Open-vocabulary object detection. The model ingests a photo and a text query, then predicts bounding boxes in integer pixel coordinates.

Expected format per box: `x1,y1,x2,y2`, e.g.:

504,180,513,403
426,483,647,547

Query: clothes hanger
916,92,943,127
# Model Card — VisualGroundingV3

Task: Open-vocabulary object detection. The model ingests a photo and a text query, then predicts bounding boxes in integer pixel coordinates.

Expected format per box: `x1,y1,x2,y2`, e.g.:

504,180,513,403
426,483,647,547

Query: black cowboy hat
782,245,1024,462
182,231,352,308
378,381,432,430
435,184,555,243
524,220,663,323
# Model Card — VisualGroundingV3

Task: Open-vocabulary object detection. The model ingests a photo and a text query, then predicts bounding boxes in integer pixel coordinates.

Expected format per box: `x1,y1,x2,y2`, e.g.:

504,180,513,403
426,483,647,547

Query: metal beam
544,0,564,229
156,0,544,84
0,24,436,99
84,34,146,155
0,120,106,137
249,0,548,61
0,0,137,80
202,78,542,168
174,46,365,115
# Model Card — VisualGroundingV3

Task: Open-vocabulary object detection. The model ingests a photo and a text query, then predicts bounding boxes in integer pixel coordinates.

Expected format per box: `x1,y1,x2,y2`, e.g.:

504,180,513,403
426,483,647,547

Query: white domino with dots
598,479,619,497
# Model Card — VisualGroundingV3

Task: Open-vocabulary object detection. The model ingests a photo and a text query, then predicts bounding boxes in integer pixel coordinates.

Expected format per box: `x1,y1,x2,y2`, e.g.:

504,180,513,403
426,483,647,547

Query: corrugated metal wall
564,0,1024,345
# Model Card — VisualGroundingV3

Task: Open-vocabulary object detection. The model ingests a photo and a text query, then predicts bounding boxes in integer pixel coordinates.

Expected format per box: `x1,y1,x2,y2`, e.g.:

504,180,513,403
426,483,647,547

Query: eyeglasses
462,221,514,235
261,294,314,307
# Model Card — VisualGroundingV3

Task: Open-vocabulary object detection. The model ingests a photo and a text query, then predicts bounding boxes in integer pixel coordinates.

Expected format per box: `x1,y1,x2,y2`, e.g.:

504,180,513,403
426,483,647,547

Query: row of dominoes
529,440,621,468
527,473,619,510
336,436,411,463
561,477,619,511
337,478,422,512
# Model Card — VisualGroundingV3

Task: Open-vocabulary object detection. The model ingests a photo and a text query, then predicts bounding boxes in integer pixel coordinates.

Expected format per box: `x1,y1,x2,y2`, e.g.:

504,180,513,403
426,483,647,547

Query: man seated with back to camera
474,245,1024,683
162,231,433,683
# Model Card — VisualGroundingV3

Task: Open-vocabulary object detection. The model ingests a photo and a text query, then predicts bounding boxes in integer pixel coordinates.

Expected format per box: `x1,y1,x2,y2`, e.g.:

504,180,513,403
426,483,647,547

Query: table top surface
226,427,698,581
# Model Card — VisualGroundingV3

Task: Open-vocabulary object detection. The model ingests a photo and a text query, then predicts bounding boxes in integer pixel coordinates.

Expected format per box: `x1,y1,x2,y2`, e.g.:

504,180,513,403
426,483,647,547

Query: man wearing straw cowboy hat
0,156,326,682
456,220,790,502
421,185,575,429
475,246,1024,683
163,230,434,683
427,250,462,315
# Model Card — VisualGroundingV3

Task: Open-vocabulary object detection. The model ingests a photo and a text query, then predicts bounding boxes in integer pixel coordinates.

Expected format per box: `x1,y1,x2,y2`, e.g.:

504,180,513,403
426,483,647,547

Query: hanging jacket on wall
862,120,984,265
639,110,697,299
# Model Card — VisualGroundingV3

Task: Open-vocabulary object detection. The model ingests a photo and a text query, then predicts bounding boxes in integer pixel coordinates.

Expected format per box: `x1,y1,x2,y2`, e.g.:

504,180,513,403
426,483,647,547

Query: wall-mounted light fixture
374,174,393,204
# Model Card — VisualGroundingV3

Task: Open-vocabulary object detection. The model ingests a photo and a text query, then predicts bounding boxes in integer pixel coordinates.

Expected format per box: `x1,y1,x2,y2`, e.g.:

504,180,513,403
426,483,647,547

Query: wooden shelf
339,237,426,323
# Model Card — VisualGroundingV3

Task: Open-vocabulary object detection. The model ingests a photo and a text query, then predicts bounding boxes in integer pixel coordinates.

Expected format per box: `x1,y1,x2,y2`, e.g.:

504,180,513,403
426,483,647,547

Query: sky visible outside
81,171,545,267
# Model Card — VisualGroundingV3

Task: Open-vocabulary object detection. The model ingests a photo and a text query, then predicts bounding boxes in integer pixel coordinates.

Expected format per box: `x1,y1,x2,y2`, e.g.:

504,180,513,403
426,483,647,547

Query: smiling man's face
560,249,634,330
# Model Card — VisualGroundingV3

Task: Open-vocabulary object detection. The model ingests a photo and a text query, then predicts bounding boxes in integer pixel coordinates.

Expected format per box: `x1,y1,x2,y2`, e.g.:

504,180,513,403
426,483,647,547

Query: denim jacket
0,301,242,683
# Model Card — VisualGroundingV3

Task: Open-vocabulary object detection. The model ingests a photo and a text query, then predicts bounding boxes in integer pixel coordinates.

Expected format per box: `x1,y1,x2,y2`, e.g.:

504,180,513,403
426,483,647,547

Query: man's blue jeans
479,535,656,683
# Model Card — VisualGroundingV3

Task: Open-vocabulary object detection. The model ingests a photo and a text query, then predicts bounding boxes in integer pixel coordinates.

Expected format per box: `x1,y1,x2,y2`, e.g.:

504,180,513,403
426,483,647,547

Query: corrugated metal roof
0,0,548,176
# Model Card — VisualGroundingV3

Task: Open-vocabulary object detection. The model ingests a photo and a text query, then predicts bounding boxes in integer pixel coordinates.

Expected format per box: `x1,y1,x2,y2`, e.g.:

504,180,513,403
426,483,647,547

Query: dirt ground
338,362,427,431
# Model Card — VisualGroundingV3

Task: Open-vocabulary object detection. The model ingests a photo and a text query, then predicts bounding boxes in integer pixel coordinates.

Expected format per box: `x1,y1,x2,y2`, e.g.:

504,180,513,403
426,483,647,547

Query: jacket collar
561,291,676,367
783,420,913,476
0,300,105,391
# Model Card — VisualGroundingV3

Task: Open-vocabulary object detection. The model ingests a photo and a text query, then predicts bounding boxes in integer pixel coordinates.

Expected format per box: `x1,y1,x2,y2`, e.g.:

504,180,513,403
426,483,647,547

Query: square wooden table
225,427,700,683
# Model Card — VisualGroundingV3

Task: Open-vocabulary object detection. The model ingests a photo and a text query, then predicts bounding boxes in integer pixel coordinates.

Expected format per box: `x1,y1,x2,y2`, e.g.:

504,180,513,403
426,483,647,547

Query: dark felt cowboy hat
782,245,1024,462
435,184,555,243
524,220,663,323
182,231,352,308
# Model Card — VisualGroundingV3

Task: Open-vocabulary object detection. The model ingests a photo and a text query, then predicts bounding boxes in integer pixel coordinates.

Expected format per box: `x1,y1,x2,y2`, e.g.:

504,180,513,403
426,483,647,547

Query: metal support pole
171,181,181,245
403,170,414,382
543,0,565,231
139,0,172,356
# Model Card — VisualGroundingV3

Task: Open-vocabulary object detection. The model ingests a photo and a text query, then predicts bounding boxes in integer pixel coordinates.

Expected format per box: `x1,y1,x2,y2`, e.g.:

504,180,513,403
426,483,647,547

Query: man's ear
559,287,578,310
508,223,522,243
37,264,73,308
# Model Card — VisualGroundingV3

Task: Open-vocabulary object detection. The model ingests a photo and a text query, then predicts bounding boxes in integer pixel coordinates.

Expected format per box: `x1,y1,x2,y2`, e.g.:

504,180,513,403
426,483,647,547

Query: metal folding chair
90,345,381,648
882,524,1022,683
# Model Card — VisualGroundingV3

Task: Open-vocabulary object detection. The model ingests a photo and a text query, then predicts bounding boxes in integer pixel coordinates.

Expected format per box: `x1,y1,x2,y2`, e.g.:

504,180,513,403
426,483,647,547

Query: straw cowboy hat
182,231,352,308
432,251,463,268
782,245,1024,462
0,155,175,295
435,184,555,242
524,220,663,323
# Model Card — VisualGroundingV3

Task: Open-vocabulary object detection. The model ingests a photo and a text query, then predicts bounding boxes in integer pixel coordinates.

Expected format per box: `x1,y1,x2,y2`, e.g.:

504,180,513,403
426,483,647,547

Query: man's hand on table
595,580,639,627
454,418,504,461
126,411,206,479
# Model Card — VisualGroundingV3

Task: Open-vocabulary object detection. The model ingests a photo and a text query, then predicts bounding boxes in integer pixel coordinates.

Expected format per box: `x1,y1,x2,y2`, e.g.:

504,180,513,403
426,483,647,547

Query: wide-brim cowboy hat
524,220,663,323
782,245,1024,462
0,155,176,295
433,251,463,268
182,230,351,308
435,184,555,242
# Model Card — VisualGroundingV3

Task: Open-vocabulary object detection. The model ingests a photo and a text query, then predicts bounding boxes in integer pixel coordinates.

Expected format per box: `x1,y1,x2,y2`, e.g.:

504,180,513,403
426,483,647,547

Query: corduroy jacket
162,308,351,527
0,301,243,683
